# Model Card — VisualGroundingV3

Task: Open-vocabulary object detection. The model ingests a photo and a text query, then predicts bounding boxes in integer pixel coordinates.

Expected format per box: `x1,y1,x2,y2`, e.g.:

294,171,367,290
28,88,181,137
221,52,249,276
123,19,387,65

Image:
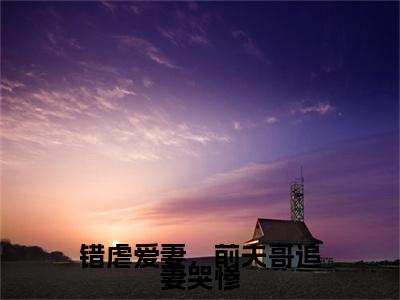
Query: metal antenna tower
290,166,304,222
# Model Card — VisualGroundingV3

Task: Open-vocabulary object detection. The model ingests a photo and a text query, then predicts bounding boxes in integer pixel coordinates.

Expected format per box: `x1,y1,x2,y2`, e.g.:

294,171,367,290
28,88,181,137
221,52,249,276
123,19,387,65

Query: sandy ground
1,260,399,299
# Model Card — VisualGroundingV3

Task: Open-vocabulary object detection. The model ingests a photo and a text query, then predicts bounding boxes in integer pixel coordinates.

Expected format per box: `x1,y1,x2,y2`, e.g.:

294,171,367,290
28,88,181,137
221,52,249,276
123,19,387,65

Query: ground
1,260,399,299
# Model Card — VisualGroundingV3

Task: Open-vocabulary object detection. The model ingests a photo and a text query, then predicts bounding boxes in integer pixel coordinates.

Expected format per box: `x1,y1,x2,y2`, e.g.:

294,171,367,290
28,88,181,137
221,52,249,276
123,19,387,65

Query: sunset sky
1,1,398,261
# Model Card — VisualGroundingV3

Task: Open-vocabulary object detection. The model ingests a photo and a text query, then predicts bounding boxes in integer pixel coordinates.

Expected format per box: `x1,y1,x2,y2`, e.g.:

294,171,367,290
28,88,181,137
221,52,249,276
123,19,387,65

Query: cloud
231,117,276,131
309,62,342,81
43,35,64,56
29,86,135,118
101,1,116,15
23,67,46,81
67,37,82,50
157,27,182,47
126,112,229,147
265,116,278,124
0,112,100,149
78,61,120,75
43,31,82,57
33,89,94,116
1,84,229,164
129,4,140,15
232,30,268,63
93,87,136,110
291,101,335,115
158,27,209,47
233,121,242,131
189,34,208,46
115,35,179,69
142,77,153,88
157,8,212,48
1,79,25,93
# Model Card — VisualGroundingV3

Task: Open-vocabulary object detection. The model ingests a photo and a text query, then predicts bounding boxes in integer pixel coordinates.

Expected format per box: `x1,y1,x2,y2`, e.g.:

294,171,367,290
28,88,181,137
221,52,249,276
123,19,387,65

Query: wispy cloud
142,77,153,88
1,79,25,93
23,67,46,81
78,61,120,75
158,26,209,47
115,35,179,69
157,27,183,47
129,4,140,15
291,101,335,115
157,8,212,48
94,86,136,110
265,116,278,124
233,121,242,131
1,84,229,165
101,1,116,15
232,30,268,63
43,31,82,57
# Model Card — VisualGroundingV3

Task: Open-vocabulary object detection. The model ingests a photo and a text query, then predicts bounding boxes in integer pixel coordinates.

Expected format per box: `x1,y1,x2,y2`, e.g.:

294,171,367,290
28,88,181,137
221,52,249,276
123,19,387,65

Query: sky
1,1,398,261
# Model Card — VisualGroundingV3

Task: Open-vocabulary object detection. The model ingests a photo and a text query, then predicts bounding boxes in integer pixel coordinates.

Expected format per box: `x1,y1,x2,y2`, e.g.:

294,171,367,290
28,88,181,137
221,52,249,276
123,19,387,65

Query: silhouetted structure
244,173,323,269
290,167,304,222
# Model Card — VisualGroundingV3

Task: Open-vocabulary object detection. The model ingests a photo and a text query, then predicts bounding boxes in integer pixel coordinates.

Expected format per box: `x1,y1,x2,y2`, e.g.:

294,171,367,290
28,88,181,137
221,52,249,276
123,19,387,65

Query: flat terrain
1,260,399,299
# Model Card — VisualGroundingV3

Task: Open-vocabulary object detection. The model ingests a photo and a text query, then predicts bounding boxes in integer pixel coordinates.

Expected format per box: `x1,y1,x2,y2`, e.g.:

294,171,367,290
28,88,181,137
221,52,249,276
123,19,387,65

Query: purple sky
1,1,398,261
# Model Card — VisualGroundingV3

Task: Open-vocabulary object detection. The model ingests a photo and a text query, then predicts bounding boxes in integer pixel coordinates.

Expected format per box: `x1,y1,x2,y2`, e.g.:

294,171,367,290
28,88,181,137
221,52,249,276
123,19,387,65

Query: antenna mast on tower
290,166,304,222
